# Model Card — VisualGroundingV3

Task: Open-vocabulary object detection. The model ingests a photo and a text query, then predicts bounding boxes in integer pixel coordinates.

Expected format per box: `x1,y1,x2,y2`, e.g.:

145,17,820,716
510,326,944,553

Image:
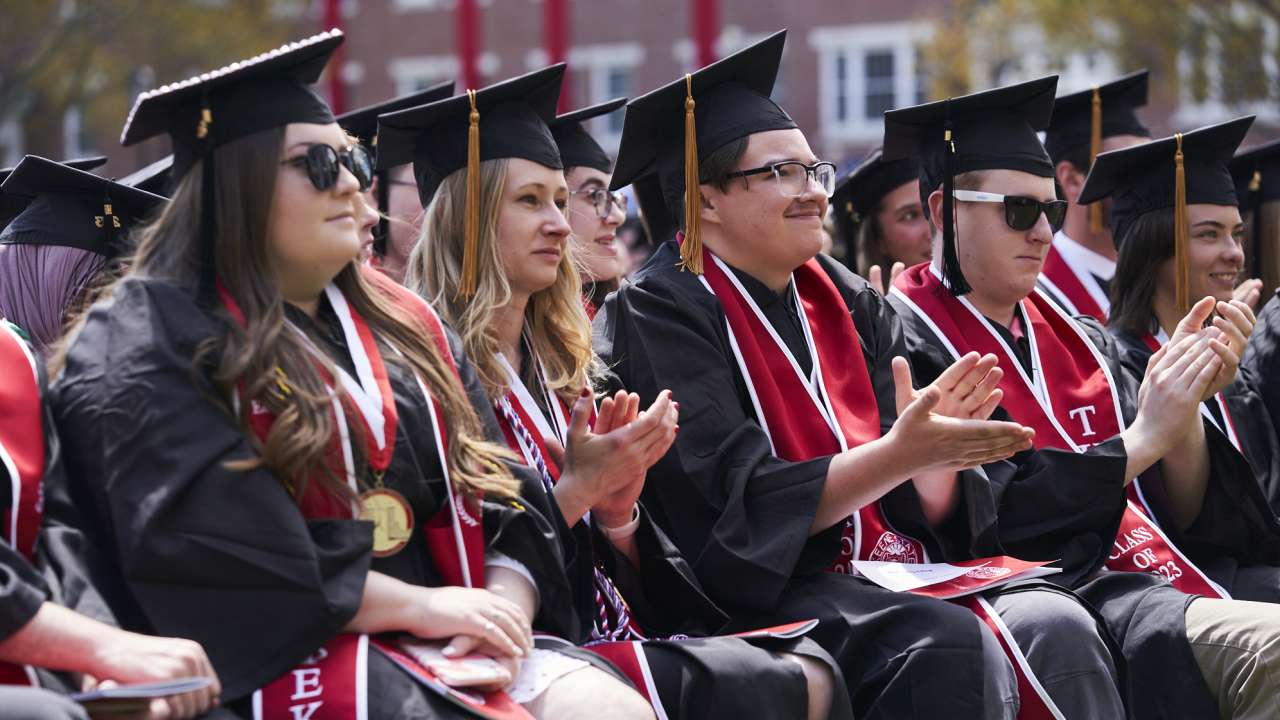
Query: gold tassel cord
1174,133,1190,316
1250,169,1262,193
1088,87,1103,234
460,89,481,298
680,74,704,274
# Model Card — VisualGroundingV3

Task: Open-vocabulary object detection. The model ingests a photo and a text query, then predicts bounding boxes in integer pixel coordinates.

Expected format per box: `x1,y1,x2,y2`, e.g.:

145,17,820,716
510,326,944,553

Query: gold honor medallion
360,487,414,557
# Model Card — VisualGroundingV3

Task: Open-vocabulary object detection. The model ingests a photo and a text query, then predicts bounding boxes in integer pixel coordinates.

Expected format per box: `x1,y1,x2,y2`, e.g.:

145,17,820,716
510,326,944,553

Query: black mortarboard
376,64,565,296
118,30,343,303
550,97,626,173
0,155,166,259
883,75,1058,294
1,156,107,230
337,80,455,154
118,155,175,198
1232,138,1280,277
1044,70,1151,165
632,173,674,246
1044,70,1150,233
609,30,796,273
337,80,454,256
830,147,919,262
1079,115,1254,313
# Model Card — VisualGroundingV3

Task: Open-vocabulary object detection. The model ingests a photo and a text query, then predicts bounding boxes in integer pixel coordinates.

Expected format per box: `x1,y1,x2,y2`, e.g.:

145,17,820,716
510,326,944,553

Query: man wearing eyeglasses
884,77,1280,718
589,31,1151,719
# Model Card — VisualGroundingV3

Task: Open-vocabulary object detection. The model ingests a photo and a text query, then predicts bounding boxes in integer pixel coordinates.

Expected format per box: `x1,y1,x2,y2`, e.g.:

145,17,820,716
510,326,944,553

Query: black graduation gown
1112,328,1280,602
1241,289,1280,513
594,241,1010,720
890,300,1219,719
48,277,580,715
510,372,853,720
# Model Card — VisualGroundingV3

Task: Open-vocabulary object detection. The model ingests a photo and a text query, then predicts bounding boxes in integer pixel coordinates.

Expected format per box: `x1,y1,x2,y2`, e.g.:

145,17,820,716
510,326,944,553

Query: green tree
0,0,293,161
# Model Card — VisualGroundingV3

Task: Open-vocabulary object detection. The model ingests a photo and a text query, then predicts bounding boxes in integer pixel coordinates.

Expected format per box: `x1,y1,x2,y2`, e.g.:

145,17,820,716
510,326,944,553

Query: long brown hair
1108,208,1174,337
55,127,518,502
409,159,601,405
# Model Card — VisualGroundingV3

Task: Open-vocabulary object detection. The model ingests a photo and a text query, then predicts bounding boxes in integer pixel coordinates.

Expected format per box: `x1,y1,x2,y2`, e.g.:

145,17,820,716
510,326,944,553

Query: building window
604,66,632,135
561,43,644,152
62,106,94,158
863,50,896,121
810,22,930,144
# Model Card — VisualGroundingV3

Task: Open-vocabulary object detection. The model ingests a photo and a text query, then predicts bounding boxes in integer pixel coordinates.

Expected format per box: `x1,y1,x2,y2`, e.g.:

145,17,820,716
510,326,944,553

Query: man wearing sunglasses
885,77,1280,718
590,32,1162,720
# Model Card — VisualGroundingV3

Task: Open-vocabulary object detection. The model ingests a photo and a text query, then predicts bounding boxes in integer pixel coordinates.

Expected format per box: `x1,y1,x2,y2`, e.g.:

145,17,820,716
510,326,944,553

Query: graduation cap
0,154,166,259
1079,115,1254,314
338,80,455,154
336,80,455,256
883,75,1058,295
118,29,344,303
833,147,919,230
1,155,107,230
609,30,796,273
1044,70,1151,233
1231,137,1280,279
550,97,626,173
118,155,175,198
377,64,566,297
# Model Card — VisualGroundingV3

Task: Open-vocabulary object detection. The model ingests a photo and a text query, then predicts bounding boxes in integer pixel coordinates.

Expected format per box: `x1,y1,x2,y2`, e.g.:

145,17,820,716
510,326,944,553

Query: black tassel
940,110,970,296
373,168,390,257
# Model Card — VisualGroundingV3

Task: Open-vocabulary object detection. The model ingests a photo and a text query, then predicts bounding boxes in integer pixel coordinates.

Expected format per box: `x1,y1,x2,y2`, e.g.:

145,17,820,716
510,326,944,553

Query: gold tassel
459,89,480,299
680,74,704,274
1250,169,1263,193
1088,87,1103,234
1174,133,1190,316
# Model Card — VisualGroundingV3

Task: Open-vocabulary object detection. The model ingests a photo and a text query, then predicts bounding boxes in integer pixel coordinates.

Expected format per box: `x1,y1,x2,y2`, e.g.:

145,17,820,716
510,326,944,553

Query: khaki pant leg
1185,597,1280,720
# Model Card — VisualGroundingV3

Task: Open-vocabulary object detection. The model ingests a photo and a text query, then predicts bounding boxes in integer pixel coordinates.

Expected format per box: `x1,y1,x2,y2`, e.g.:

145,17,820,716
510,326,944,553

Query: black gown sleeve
593,243,837,613
1242,290,1280,438
0,540,47,644
888,298,1130,587
1111,328,1280,565
438,325,585,640
49,278,372,703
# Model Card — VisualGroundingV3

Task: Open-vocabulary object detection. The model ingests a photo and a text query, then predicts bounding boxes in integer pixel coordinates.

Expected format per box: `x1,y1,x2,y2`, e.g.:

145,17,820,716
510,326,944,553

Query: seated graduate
829,148,927,294
1234,139,1280,303
884,85,1280,719
47,31,648,719
0,316,221,720
335,80,454,274
549,99,631,317
592,30,1051,720
1035,71,1155,323
387,75,849,720
0,156,158,357
1096,117,1280,601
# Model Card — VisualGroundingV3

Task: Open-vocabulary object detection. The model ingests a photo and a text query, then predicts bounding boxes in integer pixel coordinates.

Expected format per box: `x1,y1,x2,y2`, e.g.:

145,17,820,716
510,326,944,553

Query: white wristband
597,504,641,541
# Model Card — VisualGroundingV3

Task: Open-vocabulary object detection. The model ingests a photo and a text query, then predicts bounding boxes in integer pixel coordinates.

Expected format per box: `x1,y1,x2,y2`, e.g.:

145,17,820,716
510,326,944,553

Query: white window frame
527,43,644,152
391,0,492,12
809,22,931,144
388,53,499,95
0,119,22,168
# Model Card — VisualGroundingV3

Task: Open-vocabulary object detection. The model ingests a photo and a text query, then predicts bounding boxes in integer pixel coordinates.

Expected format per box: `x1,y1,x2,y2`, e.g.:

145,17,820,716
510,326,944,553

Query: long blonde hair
408,159,600,404
55,127,518,502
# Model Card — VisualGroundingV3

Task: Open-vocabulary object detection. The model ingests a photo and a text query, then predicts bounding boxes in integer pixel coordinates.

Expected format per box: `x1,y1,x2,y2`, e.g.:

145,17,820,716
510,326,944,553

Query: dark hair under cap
550,97,626,173
1232,137,1280,278
883,75,1058,295
1043,70,1151,166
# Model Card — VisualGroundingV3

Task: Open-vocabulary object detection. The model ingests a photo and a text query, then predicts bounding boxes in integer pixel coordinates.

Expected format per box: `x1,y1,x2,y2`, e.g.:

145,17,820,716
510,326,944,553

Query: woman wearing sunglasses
48,34,640,719
1098,118,1280,610
392,73,847,720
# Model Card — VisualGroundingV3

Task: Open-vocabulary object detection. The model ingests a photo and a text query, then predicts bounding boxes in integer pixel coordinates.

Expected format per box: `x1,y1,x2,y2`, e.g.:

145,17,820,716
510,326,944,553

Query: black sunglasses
280,144,374,192
952,190,1067,232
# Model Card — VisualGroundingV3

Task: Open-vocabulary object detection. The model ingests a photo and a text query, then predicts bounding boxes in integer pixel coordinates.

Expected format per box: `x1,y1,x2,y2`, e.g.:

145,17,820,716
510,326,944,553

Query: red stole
698,248,1062,719
0,323,42,688
232,271,494,718
892,263,1228,599
1040,244,1108,323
